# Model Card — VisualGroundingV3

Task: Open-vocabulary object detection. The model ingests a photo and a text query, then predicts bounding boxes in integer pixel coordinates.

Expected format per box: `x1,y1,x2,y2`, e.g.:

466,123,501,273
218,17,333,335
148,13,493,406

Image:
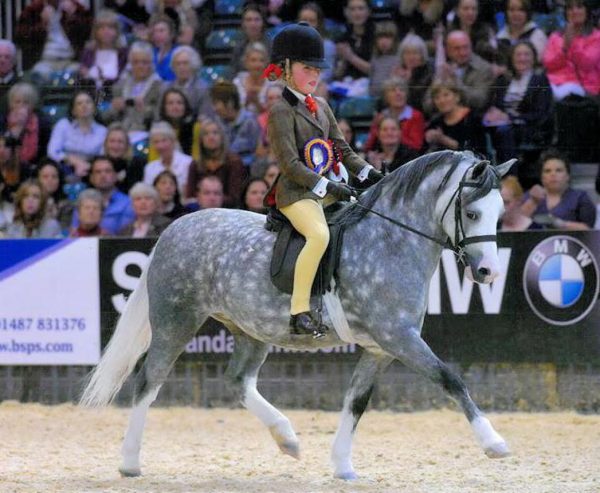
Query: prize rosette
303,138,334,175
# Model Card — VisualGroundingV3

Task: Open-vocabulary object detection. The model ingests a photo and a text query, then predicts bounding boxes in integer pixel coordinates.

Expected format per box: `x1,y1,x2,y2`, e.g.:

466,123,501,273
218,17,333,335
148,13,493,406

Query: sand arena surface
1,402,599,493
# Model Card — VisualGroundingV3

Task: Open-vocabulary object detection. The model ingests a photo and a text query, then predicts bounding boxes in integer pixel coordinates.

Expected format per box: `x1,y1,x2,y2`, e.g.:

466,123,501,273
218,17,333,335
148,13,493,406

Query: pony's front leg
332,351,393,480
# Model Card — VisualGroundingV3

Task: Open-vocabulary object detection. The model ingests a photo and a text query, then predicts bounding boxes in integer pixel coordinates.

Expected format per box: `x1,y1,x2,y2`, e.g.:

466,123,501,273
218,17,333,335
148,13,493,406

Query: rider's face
291,62,321,95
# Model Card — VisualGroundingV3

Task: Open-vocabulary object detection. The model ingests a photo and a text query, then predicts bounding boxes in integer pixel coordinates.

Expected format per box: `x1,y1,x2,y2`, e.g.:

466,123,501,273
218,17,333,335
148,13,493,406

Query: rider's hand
326,181,356,201
367,168,384,184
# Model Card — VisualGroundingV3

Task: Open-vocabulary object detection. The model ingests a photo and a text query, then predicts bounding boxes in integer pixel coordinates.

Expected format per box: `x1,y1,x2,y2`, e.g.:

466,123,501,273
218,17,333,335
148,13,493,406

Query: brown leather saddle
264,202,348,295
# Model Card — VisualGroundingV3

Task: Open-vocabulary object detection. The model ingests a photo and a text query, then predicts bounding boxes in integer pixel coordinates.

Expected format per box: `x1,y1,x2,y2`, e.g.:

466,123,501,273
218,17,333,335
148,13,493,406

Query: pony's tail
80,264,152,408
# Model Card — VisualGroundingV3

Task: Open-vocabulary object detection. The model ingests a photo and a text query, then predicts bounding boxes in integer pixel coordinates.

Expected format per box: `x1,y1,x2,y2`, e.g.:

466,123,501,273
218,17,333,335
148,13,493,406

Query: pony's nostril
478,267,490,277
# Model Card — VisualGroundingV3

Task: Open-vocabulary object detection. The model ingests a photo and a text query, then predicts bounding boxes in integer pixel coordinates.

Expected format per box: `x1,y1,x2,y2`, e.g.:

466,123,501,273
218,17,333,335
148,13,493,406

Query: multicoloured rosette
303,138,334,175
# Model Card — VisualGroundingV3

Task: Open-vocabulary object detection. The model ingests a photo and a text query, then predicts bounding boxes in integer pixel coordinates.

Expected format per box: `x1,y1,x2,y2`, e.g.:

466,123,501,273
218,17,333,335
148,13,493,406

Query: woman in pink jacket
542,0,600,100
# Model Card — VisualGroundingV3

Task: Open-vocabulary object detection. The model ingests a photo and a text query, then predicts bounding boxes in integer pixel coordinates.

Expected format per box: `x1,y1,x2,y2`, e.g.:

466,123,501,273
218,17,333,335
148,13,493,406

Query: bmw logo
523,236,599,326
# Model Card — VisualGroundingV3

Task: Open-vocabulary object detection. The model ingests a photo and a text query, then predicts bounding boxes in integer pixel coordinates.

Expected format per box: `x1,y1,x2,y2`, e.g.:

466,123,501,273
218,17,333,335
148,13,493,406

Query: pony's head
437,155,515,284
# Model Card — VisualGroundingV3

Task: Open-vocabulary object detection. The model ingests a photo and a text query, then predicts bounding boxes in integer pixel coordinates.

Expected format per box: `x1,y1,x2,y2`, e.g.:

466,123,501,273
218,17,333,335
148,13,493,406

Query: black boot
290,311,328,339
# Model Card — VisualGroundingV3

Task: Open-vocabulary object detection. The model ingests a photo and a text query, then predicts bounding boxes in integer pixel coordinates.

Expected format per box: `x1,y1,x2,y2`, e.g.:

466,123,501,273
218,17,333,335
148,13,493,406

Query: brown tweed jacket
267,87,370,209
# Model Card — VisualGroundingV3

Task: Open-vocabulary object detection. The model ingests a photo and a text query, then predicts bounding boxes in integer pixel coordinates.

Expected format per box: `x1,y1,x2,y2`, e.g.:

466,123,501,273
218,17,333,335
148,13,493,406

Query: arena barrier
1,231,599,410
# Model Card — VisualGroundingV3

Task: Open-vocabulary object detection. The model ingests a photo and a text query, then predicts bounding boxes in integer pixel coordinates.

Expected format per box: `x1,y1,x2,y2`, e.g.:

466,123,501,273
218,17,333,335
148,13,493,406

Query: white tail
80,265,152,407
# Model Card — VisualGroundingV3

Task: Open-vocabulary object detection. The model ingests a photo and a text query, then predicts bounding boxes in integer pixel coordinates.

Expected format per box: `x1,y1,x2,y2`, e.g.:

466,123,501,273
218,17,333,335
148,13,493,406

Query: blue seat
354,131,369,152
132,138,149,159
205,28,244,52
200,65,233,84
49,70,78,87
41,103,70,125
533,12,565,35
215,0,243,16
337,96,379,120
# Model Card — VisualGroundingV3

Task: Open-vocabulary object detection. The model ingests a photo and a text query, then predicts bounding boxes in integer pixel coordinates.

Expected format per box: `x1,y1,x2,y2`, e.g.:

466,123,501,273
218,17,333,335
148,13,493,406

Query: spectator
0,40,21,115
369,21,400,98
242,177,269,213
335,0,375,82
484,41,554,171
186,118,246,207
297,2,337,82
0,174,14,236
1,82,51,167
186,175,225,211
542,0,600,100
365,78,425,153
230,4,270,74
36,158,73,232
153,169,188,220
15,0,92,75
103,42,163,139
233,42,271,114
71,156,134,234
103,123,146,193
425,79,487,155
149,14,178,82
159,0,199,46
144,121,193,196
6,180,62,238
337,118,356,150
0,134,23,203
434,30,495,112
256,82,283,155
367,117,420,173
499,175,534,231
520,150,596,230
210,81,261,167
392,33,434,112
78,9,128,93
103,0,149,27
397,0,446,53
47,89,107,180
149,88,201,161
496,0,548,64
262,161,280,187
69,188,108,236
117,182,171,237
161,45,212,117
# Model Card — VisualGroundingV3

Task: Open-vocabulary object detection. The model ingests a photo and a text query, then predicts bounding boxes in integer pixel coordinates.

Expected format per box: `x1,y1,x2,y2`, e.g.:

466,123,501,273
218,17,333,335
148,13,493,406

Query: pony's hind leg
225,331,300,459
383,328,509,458
331,351,393,480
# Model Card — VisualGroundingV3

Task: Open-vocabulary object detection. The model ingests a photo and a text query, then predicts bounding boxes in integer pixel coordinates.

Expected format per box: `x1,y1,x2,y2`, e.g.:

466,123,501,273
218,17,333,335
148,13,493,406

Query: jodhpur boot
290,311,328,339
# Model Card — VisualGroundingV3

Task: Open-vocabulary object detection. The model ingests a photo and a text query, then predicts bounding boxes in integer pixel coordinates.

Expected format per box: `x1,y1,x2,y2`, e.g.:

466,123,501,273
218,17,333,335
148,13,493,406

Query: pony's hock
81,151,514,479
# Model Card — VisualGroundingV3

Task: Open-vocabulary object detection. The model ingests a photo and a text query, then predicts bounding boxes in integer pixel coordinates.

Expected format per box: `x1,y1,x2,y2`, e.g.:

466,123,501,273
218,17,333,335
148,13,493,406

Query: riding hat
270,22,329,69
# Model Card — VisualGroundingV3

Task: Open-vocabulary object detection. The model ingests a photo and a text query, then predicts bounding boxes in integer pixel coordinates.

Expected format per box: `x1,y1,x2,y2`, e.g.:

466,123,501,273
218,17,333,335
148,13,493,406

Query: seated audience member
233,42,271,114
36,158,73,232
242,177,268,214
78,9,128,92
496,0,548,64
392,33,434,112
71,156,134,234
0,40,21,115
47,89,107,179
297,2,336,82
69,188,107,237
6,180,62,238
157,0,199,46
15,0,92,75
186,175,225,211
0,134,22,203
397,0,446,52
425,79,487,156
365,78,425,153
337,118,356,151
149,14,178,82
102,42,163,138
210,81,260,168
1,82,50,167
103,123,147,193
153,170,188,220
230,4,270,74
256,83,283,156
369,21,400,98
367,117,420,173
149,88,201,161
499,175,534,231
335,0,375,82
0,175,15,235
118,182,171,237
484,41,553,177
161,45,212,117
144,121,194,196
520,150,596,230
542,0,600,100
186,118,246,207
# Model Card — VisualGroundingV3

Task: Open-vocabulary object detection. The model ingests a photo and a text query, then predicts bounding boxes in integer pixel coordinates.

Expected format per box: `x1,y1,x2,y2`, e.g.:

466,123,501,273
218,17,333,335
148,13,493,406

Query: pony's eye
466,211,479,221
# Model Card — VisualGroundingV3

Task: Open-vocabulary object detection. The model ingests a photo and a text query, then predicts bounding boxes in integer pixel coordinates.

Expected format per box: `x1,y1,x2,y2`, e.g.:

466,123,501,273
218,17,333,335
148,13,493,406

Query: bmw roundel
523,236,599,326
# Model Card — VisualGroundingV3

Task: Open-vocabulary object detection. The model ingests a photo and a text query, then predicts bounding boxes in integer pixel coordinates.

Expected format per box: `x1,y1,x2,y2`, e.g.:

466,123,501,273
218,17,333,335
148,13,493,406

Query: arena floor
1,402,599,493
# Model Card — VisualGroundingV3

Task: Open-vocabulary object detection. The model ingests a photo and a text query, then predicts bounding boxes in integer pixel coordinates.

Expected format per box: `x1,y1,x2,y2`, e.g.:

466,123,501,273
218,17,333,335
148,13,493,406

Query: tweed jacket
268,87,370,209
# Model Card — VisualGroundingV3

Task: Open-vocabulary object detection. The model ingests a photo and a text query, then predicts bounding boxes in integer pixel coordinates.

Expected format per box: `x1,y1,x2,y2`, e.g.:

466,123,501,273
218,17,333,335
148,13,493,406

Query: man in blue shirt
71,156,135,235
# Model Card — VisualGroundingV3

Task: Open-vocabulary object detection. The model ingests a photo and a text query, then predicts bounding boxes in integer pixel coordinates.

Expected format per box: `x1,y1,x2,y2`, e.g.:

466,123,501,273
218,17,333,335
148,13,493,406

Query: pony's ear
469,160,490,180
495,159,517,177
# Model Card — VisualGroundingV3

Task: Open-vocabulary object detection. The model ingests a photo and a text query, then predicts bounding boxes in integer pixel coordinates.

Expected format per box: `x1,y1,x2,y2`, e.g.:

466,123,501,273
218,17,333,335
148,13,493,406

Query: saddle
265,202,349,296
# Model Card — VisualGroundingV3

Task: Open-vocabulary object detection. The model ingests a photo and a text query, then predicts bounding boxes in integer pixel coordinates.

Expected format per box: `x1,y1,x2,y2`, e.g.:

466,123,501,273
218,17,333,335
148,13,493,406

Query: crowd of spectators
0,0,599,239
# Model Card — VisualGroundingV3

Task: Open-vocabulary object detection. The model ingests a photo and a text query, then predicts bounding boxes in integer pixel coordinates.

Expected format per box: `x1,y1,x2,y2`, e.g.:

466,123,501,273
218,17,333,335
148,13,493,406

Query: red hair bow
262,63,283,80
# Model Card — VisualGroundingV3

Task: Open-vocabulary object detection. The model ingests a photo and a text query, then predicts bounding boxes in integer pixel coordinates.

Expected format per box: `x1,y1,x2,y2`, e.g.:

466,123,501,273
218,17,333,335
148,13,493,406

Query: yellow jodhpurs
279,199,330,315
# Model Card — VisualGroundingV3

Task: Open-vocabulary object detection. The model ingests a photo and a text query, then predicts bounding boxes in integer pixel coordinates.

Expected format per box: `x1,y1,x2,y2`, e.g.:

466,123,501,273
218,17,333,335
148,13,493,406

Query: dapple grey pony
81,150,515,480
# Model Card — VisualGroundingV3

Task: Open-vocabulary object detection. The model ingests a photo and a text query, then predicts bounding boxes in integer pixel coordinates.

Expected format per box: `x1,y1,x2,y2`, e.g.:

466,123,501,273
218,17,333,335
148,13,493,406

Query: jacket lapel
283,87,324,133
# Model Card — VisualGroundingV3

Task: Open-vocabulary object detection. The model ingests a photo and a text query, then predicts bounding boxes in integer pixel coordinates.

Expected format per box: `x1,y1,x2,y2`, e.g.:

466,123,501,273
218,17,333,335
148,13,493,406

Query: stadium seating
204,28,244,64
200,64,234,84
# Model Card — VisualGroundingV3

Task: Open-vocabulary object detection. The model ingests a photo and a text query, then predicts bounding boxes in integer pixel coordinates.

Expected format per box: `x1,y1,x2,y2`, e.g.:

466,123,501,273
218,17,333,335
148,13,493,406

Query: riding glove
326,181,356,201
367,168,385,183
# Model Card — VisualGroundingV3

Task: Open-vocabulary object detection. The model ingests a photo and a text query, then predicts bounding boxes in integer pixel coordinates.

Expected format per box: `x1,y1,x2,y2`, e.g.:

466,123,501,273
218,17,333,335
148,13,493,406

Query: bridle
353,162,500,265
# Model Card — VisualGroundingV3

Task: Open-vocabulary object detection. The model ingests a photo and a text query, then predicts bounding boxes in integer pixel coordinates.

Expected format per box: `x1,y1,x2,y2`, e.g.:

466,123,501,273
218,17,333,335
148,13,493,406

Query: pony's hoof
485,441,511,459
334,471,359,481
269,424,300,459
119,467,142,477
278,441,300,459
